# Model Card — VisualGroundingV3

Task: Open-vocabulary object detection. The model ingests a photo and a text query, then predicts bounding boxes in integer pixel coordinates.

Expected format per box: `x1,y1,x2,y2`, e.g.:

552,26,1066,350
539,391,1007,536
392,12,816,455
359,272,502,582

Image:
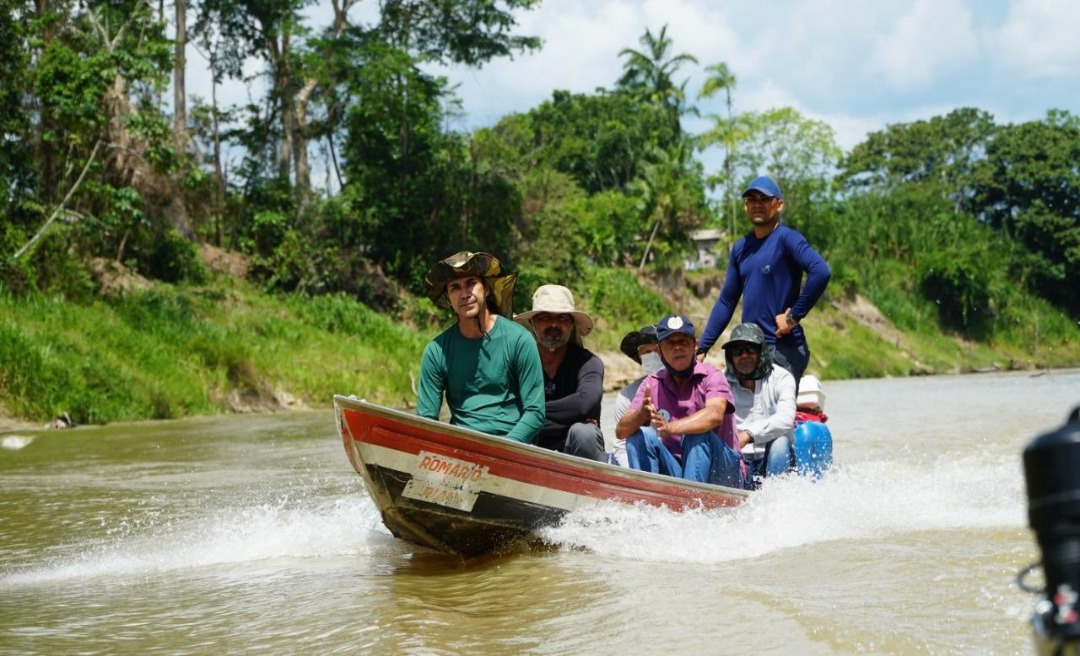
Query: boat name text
417,454,486,482
402,451,488,512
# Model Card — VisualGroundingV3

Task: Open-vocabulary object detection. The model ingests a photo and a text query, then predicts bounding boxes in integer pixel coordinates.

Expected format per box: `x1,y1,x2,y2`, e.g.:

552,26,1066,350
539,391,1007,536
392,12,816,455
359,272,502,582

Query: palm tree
698,62,738,246
617,25,698,137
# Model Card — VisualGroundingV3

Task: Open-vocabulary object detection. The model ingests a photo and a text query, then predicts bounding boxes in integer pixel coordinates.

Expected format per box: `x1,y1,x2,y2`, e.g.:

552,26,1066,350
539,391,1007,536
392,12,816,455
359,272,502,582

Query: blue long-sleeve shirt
698,224,831,353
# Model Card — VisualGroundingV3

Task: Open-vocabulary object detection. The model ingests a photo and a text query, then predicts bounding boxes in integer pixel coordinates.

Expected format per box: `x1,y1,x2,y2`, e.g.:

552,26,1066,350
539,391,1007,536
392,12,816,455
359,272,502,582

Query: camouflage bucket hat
423,251,518,317
722,322,766,349
722,322,771,380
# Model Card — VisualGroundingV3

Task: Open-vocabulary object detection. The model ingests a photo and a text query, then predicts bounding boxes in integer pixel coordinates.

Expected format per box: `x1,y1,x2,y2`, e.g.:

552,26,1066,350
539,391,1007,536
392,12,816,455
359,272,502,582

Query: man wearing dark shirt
515,284,607,462
697,175,831,385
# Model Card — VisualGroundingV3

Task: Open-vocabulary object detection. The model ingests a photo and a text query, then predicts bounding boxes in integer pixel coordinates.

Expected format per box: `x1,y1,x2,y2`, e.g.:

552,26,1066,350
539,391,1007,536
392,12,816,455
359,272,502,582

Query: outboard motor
1021,406,1080,656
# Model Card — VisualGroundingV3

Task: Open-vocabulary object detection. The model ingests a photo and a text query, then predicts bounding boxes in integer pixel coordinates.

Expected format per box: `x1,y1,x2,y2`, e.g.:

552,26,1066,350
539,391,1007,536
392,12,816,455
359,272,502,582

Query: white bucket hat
514,284,593,346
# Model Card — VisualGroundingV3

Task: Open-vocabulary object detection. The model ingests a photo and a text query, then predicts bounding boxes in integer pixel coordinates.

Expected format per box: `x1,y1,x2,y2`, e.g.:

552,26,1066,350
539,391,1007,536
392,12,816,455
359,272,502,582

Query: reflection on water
1,370,1078,654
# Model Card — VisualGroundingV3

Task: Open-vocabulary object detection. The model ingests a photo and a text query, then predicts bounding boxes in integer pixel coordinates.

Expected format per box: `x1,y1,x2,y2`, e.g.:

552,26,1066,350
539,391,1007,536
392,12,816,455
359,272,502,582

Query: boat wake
2,447,1028,584
542,450,1027,564
1,493,397,586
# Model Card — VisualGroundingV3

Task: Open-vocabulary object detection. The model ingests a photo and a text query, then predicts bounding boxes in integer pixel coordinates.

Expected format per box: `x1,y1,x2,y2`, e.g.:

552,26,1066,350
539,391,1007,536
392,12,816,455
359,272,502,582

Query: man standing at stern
417,251,545,444
516,285,607,462
697,175,831,385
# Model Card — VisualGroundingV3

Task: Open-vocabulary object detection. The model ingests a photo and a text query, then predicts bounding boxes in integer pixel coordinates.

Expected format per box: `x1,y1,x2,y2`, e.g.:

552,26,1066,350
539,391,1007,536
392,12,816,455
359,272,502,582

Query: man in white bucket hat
515,284,607,462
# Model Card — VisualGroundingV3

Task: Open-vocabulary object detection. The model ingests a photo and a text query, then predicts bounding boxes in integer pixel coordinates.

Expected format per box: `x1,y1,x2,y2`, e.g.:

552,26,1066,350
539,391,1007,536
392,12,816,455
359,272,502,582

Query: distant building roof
690,228,725,242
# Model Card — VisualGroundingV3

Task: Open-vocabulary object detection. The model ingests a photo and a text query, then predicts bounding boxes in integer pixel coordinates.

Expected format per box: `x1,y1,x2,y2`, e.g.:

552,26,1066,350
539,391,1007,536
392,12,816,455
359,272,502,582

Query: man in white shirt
722,323,797,488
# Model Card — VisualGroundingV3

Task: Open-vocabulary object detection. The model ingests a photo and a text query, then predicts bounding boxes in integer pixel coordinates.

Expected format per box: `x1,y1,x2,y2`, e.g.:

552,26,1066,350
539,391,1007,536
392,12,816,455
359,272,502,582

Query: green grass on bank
1,264,1077,426
0,280,433,424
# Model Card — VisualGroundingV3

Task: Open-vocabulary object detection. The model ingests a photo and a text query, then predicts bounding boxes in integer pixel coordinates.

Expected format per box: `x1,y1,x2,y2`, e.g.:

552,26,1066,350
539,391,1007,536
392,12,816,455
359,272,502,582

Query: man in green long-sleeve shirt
417,251,545,443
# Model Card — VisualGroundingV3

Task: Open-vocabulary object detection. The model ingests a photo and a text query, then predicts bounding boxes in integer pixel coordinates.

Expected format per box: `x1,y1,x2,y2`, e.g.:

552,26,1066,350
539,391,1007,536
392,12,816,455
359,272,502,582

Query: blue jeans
770,342,810,390
625,427,745,489
746,434,795,482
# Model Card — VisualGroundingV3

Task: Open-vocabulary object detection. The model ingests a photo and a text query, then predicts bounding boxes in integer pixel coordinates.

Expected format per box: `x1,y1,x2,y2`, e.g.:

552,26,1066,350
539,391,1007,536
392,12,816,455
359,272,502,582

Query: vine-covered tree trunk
173,0,186,144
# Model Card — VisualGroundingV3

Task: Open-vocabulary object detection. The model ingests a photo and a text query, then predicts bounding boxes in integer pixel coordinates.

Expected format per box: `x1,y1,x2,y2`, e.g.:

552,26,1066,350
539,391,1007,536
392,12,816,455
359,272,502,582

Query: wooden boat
334,395,749,558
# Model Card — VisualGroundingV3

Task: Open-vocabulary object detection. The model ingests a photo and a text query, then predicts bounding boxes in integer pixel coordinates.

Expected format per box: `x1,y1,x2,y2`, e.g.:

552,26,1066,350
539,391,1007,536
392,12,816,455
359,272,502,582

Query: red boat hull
335,395,747,558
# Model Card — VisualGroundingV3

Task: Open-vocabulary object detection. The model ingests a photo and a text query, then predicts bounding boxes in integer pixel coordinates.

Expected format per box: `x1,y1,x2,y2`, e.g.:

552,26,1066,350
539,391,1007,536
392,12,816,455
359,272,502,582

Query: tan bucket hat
423,251,517,317
515,284,593,346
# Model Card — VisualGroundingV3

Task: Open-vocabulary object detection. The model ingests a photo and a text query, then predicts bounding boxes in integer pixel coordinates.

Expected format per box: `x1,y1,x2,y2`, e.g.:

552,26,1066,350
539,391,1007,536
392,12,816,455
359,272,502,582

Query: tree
193,0,317,189
481,89,678,194
617,24,698,140
174,0,188,145
631,140,708,270
377,0,541,65
0,2,32,223
193,0,539,197
339,40,520,290
26,0,187,257
735,108,840,190
972,111,1080,314
839,107,996,209
0,1,37,291
696,62,739,241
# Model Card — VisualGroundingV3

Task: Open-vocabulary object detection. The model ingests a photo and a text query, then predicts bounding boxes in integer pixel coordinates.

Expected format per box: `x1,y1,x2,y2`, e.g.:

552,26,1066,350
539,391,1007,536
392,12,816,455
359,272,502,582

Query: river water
2,370,1079,655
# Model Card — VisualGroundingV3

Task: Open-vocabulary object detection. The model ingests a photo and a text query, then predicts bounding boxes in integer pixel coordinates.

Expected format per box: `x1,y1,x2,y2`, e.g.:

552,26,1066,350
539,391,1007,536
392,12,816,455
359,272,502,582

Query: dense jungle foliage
2,2,1078,424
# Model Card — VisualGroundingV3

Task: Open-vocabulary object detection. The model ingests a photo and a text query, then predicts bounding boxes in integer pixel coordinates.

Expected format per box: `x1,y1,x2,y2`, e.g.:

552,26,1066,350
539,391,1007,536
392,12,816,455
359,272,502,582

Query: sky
420,0,1080,152
185,0,1080,180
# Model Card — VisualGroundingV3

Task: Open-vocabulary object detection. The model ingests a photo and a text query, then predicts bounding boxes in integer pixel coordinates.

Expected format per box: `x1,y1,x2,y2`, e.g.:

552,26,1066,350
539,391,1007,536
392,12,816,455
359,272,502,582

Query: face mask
661,354,695,379
640,352,664,375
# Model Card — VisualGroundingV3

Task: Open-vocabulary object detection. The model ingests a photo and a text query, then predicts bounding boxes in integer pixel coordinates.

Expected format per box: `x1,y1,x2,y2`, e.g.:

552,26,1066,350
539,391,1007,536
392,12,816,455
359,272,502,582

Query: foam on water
1,424,1033,584
1,493,398,586
1,434,35,450
543,448,1027,563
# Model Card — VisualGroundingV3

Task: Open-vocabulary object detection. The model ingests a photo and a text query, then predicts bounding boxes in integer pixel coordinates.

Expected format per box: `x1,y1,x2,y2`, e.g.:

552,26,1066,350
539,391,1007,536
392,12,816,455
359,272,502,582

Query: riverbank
2,259,1077,427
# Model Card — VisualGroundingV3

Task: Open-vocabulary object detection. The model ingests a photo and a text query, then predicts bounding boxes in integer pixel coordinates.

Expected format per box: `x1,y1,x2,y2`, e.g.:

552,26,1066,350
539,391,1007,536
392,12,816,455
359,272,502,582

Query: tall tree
339,40,491,287
0,2,32,221
734,107,841,206
194,0,315,186
972,111,1080,314
0,2,39,292
174,0,187,144
696,62,739,240
616,24,697,139
839,107,996,204
631,140,708,270
194,0,539,197
27,0,184,253
479,89,678,195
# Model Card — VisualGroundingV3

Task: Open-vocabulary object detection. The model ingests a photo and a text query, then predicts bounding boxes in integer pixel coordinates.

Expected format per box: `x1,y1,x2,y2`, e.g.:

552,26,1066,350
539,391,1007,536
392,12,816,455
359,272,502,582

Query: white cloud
991,0,1080,77
180,0,1080,161
870,0,979,90
439,0,751,128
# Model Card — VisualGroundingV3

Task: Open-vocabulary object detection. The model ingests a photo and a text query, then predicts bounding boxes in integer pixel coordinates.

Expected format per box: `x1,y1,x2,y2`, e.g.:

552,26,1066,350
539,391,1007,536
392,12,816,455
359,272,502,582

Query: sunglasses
728,345,759,357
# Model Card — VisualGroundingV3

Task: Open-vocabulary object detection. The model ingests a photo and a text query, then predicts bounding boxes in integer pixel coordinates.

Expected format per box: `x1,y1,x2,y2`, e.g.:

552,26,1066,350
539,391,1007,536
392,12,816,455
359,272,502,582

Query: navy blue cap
655,314,695,342
742,175,783,199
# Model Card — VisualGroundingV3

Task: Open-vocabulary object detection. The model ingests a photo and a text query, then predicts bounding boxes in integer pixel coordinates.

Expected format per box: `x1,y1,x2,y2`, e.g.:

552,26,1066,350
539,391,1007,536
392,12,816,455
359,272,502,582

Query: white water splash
542,449,1027,564
1,435,35,450
1,494,397,585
